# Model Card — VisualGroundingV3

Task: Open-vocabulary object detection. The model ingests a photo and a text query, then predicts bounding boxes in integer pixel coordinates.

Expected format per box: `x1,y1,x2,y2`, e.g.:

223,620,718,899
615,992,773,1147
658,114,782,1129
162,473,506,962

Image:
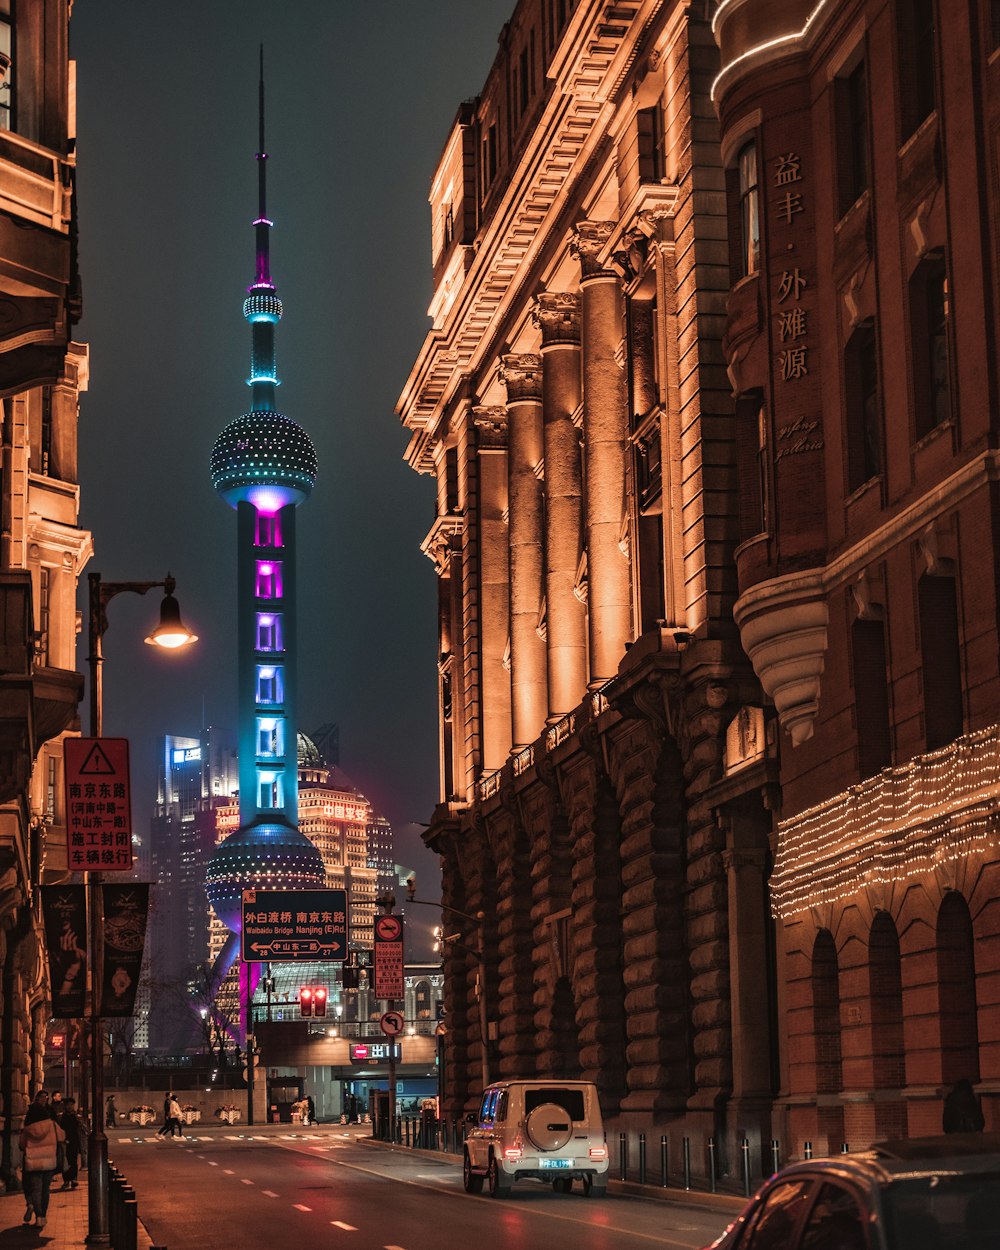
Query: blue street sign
241,888,348,963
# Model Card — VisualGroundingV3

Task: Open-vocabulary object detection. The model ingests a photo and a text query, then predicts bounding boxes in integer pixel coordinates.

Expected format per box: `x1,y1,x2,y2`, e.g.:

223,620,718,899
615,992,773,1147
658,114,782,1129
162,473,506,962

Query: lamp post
84,571,196,1245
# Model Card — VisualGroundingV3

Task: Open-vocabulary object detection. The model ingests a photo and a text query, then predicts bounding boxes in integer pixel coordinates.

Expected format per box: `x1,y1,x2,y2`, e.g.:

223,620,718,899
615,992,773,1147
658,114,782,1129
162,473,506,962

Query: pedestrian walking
943,1078,985,1133
156,1092,175,1138
306,1095,316,1126
57,1097,83,1189
105,1094,117,1129
168,1093,184,1137
20,1095,65,1231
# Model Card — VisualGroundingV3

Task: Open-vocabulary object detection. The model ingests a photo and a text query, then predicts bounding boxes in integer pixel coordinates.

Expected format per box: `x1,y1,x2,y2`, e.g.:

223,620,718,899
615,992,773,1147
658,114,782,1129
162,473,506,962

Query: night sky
69,2,512,939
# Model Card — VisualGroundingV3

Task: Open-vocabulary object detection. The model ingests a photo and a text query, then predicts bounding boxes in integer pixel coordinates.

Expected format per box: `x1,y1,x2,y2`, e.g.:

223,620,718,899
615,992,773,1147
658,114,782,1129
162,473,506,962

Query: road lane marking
241,1178,254,1185
223,1169,234,1175
208,1162,218,1167
293,1203,312,1212
331,1222,357,1231
262,1190,279,1198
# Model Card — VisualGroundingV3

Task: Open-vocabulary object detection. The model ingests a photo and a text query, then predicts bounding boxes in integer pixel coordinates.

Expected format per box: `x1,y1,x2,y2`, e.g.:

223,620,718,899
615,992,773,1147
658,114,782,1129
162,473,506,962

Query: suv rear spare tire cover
524,1102,574,1152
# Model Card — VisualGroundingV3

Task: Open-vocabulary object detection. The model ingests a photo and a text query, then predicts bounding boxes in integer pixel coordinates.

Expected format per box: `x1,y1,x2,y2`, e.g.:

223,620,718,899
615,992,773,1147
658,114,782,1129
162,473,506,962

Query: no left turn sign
380,1010,405,1037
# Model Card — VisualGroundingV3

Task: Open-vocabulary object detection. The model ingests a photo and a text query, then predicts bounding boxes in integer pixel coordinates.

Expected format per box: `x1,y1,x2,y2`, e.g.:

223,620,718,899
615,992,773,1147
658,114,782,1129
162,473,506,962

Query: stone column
500,354,547,749
472,407,512,771
532,292,586,721
572,222,631,686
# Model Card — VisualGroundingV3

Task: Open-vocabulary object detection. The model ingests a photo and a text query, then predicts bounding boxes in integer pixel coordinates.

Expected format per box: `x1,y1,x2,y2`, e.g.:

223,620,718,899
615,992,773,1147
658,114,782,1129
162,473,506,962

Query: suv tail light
505,1148,523,1160
589,1146,608,1159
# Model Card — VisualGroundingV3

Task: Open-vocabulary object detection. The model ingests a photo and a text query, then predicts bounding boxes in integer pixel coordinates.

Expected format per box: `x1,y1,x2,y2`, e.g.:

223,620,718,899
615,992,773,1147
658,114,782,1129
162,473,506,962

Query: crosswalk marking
241,1178,254,1185
293,1203,312,1212
262,1191,279,1198
331,1221,357,1231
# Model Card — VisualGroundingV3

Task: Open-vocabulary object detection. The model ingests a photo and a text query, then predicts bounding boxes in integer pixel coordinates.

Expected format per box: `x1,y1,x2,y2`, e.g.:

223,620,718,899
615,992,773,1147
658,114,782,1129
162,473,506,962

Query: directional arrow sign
241,889,348,963
380,1010,405,1037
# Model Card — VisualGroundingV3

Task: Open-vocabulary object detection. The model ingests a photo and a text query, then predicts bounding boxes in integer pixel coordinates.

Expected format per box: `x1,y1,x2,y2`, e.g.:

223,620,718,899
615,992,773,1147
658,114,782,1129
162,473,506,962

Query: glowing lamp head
144,585,198,651
211,410,317,509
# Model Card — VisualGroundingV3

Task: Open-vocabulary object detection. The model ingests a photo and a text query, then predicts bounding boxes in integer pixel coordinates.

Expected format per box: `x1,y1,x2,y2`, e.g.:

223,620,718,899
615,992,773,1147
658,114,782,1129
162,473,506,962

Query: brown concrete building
398,0,775,1178
714,0,1000,1152
0,0,91,1183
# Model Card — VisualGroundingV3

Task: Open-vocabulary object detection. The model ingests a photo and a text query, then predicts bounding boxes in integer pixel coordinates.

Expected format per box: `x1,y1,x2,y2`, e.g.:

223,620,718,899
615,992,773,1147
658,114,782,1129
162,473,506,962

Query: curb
359,1136,747,1214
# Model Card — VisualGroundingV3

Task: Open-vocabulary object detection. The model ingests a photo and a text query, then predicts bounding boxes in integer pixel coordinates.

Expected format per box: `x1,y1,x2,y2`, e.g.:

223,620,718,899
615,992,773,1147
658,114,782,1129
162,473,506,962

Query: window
256,717,284,759
937,892,979,1085
255,512,282,548
445,447,459,514
736,141,760,278
918,574,963,750
991,0,1000,52
442,203,454,248
742,1180,814,1248
852,618,891,776
256,665,284,706
481,121,498,200
870,912,906,1097
836,58,869,216
256,561,283,600
46,755,57,821
258,773,283,810
0,2,12,132
910,254,951,439
41,387,53,476
897,0,937,139
637,106,665,183
256,612,283,653
735,392,768,540
844,320,881,492
519,46,530,116
36,567,50,666
800,1184,867,1250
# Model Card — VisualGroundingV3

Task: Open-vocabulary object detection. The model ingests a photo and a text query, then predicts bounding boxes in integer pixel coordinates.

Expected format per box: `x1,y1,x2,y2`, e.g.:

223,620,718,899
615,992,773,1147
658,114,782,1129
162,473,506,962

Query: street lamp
84,571,196,1245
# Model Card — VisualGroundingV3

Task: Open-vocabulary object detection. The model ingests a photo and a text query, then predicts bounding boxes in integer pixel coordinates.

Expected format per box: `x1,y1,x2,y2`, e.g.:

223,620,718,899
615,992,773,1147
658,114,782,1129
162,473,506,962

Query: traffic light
342,967,359,990
314,987,328,1018
299,987,314,1017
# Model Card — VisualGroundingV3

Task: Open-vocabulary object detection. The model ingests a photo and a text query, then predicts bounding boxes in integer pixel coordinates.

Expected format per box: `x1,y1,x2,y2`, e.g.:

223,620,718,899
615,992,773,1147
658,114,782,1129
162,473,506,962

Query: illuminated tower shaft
207,53,324,986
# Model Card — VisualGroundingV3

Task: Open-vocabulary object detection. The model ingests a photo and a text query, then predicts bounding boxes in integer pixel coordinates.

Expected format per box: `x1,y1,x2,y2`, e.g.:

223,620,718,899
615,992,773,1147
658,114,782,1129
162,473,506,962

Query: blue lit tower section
206,56,325,1009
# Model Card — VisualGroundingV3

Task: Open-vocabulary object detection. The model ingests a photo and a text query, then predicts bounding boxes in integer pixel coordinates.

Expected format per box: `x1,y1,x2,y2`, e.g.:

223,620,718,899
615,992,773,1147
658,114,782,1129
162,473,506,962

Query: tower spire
254,43,272,291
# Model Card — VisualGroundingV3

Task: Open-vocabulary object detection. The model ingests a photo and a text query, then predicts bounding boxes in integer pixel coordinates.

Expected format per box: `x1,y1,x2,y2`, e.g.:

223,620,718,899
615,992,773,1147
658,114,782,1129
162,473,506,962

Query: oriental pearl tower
205,52,325,1026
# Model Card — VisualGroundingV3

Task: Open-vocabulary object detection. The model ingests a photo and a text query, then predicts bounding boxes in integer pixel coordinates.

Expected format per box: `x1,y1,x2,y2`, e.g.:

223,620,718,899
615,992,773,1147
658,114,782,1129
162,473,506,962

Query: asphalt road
108,1126,735,1250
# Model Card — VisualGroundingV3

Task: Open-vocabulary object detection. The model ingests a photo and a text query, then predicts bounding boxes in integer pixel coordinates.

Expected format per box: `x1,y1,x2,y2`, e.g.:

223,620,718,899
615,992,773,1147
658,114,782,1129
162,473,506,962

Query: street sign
64,737,133,871
380,1010,404,1037
349,1042,400,1063
241,888,348,963
373,913,404,999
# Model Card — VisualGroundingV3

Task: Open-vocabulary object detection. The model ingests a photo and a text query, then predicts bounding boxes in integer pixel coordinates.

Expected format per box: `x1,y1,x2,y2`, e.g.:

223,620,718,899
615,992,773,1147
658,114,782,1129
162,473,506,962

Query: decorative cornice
532,291,582,347
500,353,543,404
570,220,617,280
420,515,464,573
471,405,508,450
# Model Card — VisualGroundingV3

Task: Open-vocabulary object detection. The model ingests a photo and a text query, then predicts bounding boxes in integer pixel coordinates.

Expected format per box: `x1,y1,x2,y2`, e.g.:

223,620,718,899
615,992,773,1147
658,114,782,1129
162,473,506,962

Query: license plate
539,1159,572,1169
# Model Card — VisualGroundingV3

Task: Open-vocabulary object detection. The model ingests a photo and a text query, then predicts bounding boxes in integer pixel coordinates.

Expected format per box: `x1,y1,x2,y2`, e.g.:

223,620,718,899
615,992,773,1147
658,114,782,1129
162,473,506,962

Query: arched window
813,930,843,1095
870,912,905,1092
735,141,760,278
896,0,938,140
937,892,979,1085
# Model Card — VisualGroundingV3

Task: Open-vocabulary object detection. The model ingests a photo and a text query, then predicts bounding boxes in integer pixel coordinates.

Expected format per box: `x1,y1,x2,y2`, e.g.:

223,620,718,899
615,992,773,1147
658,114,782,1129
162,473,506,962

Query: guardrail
373,1121,828,1198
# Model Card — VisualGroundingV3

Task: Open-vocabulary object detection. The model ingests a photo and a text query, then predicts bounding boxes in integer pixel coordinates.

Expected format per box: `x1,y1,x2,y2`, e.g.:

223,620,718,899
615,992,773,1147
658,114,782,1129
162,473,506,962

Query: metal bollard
804,1141,813,1160
660,1134,669,1187
770,1139,780,1175
707,1137,717,1193
682,1136,691,1190
741,1138,752,1197
638,1132,647,1185
619,1131,628,1181
404,1117,410,1147
124,1196,138,1250
841,1142,850,1154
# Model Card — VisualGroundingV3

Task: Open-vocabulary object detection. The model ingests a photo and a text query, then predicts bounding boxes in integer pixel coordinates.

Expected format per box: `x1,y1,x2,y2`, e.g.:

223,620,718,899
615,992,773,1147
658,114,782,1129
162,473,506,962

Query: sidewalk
0,1178,153,1247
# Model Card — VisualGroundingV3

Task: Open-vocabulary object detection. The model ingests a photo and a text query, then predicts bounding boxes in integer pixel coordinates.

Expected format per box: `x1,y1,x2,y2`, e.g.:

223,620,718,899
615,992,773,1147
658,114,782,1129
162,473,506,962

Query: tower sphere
210,410,317,510
205,818,326,932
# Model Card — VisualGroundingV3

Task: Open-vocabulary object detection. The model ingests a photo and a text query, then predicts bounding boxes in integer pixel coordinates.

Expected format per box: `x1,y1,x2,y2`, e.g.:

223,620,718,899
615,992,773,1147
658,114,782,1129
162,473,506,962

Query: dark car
702,1134,1000,1249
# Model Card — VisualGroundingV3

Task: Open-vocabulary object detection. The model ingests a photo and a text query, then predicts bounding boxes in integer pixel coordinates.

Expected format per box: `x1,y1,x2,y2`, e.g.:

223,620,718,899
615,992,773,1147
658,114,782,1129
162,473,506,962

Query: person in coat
305,1095,316,1126
105,1094,117,1129
57,1097,83,1189
167,1094,184,1138
20,1097,65,1230
943,1078,986,1133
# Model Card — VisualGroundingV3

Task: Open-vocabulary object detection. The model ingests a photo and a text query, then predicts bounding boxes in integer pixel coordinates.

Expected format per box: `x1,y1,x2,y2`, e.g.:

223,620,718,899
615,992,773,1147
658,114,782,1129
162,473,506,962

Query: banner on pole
100,882,149,1016
40,885,88,1019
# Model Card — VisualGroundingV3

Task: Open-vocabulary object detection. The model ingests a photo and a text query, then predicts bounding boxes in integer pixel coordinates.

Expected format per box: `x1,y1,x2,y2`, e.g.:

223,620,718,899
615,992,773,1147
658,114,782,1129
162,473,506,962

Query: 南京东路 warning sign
63,738,133,872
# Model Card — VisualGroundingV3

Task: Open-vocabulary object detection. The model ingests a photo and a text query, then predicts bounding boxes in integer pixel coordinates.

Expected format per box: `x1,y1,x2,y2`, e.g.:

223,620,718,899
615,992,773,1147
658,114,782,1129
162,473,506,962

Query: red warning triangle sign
77,741,117,775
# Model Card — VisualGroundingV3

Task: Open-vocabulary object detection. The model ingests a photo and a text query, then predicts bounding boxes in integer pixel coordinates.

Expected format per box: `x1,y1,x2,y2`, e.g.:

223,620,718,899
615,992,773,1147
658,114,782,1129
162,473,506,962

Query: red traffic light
299,987,314,1018
314,987,328,1018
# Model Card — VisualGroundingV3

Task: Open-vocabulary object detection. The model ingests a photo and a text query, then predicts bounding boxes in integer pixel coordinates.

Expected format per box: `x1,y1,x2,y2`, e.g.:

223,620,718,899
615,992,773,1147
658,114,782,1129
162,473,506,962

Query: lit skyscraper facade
205,58,325,1012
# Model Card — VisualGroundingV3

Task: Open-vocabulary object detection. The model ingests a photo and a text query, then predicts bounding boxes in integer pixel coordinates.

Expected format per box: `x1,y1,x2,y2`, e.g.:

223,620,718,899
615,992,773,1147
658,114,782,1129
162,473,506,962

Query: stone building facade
0,0,91,1184
398,0,774,1177
714,0,1000,1152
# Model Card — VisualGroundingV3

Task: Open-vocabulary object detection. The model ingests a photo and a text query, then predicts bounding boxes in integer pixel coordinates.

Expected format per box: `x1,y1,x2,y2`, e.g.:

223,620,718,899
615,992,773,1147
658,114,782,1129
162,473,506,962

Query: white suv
462,1080,609,1198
